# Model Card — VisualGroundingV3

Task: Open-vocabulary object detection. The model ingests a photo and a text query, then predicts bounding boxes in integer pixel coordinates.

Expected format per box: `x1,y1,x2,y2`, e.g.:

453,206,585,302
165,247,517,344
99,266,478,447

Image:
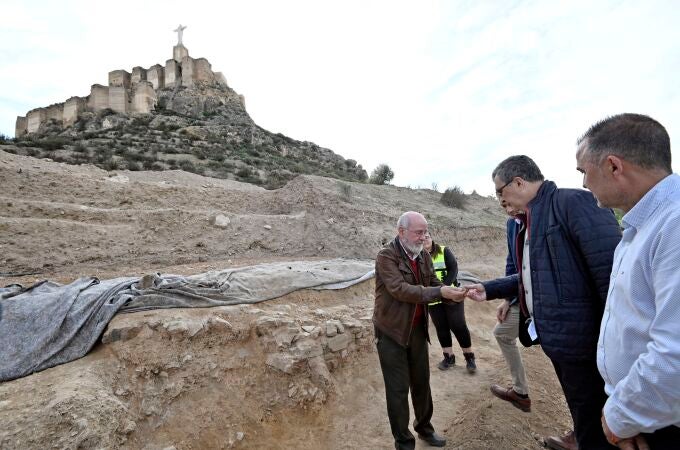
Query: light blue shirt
598,173,680,438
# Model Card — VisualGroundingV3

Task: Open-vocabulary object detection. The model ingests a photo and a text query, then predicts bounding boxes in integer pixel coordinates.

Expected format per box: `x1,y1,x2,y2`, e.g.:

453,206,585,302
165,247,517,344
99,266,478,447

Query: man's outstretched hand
441,286,468,303
466,284,487,302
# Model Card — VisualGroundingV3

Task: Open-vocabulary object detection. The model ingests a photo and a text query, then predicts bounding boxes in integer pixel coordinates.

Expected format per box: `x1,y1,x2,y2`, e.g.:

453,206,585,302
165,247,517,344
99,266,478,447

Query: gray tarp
0,259,375,382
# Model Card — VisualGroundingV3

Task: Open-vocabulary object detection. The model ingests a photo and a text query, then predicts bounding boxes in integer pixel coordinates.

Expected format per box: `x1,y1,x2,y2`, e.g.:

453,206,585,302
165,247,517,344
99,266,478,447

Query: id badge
527,318,538,341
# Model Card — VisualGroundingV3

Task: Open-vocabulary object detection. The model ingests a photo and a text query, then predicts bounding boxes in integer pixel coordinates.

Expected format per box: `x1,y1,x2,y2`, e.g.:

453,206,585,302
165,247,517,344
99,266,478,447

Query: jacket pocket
398,262,416,285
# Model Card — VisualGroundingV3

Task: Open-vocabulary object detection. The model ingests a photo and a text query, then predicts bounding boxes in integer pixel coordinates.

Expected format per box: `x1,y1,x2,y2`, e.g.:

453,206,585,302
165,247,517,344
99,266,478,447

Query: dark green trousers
376,324,435,450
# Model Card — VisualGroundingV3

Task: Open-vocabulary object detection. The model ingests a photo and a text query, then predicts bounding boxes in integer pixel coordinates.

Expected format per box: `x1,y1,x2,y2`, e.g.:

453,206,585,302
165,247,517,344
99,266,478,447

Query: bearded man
373,211,468,450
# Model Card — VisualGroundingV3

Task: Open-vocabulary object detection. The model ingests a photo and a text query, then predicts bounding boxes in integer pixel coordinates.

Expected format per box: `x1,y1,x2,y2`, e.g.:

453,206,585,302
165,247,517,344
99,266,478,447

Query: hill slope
0,151,572,450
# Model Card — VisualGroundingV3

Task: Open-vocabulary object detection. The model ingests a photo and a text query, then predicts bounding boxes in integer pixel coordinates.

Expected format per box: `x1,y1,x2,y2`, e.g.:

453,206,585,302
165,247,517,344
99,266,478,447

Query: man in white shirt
576,113,680,449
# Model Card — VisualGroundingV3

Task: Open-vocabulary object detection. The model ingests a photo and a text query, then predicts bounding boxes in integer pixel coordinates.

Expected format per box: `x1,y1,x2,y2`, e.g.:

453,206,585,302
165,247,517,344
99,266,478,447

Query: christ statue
174,24,187,45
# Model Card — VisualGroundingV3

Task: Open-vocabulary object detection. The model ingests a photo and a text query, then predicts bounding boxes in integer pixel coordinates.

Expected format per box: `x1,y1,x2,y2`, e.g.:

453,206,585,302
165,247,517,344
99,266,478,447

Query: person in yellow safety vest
424,232,477,373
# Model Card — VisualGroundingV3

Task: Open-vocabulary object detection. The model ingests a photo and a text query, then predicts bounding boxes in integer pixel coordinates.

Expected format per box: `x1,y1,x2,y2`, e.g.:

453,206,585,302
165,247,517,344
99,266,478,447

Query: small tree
369,164,394,185
440,186,467,209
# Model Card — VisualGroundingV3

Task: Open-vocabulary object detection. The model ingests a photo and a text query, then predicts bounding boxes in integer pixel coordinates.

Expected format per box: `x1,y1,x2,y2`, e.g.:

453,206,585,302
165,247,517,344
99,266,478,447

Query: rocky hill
5,80,367,189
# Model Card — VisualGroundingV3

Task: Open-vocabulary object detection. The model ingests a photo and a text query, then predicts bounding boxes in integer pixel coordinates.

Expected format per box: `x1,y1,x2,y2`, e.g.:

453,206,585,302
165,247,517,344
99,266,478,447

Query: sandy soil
0,149,573,449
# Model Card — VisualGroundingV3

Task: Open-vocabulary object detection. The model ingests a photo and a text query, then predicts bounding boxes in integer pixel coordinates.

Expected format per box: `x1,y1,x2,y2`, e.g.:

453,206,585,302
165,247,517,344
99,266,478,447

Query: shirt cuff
604,398,639,439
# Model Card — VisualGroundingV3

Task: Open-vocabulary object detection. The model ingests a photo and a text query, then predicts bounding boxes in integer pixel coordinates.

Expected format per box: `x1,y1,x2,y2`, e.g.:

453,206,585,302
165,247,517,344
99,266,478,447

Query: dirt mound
0,150,572,449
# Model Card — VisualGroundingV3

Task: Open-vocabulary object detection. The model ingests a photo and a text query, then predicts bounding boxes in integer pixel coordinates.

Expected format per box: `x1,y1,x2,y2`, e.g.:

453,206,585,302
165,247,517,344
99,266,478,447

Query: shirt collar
621,174,678,231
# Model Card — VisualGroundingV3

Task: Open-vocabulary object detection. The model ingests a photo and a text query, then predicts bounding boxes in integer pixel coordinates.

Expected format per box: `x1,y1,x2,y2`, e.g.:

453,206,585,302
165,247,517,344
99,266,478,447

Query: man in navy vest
466,155,621,450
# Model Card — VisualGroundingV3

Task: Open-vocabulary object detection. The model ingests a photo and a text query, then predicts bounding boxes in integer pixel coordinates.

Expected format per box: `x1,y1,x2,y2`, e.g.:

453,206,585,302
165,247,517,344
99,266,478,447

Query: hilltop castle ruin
15,27,229,137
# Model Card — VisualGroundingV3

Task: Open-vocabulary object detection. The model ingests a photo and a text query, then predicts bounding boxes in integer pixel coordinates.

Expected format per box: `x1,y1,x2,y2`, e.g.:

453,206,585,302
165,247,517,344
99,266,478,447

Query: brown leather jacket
373,237,443,347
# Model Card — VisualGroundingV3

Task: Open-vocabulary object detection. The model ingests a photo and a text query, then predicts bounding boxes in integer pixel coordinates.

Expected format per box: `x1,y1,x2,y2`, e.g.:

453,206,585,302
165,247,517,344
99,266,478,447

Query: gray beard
402,240,423,256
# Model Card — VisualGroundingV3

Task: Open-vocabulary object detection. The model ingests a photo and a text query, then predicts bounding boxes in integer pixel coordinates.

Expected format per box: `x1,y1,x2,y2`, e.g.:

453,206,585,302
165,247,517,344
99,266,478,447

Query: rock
273,326,299,348
122,420,137,434
102,323,142,344
325,322,338,337
340,317,363,330
326,333,352,352
212,214,230,228
106,174,129,183
308,356,332,386
301,325,315,333
254,316,295,336
163,317,205,338
208,316,232,331
265,353,297,374
288,386,298,397
137,273,160,289
263,224,272,230
236,432,245,441
291,338,324,359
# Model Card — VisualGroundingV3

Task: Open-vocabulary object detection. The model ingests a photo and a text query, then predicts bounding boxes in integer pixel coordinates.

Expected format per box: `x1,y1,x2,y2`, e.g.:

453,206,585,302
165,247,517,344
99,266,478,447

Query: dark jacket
484,181,621,361
373,236,442,347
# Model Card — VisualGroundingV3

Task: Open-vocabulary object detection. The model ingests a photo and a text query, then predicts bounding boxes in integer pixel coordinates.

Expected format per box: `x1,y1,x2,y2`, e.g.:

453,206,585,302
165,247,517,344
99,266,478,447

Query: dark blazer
484,181,621,361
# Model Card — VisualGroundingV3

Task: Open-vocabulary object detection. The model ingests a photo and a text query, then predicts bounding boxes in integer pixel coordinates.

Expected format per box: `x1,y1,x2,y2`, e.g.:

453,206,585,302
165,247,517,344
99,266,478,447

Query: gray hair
397,211,419,229
577,113,671,173
491,155,544,183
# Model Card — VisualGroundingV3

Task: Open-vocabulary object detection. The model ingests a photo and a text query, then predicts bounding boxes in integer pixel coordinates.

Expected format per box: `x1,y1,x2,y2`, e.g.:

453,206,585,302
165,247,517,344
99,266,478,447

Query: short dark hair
491,155,544,183
577,113,671,173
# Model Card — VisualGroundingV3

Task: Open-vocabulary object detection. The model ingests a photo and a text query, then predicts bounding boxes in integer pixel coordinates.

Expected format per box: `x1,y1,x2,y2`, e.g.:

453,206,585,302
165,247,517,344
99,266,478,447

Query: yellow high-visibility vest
429,246,447,306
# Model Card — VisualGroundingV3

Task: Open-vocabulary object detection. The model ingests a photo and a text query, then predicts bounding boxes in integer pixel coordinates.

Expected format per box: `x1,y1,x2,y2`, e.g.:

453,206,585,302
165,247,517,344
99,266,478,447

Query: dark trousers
551,358,617,450
428,301,472,350
376,324,435,450
641,425,680,449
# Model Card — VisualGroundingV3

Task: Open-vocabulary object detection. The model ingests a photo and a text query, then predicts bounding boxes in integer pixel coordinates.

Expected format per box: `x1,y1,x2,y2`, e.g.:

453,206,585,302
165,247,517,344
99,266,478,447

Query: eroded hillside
0,150,573,450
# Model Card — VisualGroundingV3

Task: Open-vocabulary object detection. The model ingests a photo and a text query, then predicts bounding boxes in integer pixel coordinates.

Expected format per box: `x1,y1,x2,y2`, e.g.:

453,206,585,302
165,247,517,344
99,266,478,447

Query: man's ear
606,155,624,177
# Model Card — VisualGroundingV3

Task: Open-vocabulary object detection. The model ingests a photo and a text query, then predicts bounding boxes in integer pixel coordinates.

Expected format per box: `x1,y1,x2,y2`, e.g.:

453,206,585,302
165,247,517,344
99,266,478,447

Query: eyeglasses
406,229,429,237
495,179,514,198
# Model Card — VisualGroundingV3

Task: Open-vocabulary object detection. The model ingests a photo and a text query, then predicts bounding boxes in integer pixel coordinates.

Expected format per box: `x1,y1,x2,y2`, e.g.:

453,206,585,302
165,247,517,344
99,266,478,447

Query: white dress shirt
598,174,680,437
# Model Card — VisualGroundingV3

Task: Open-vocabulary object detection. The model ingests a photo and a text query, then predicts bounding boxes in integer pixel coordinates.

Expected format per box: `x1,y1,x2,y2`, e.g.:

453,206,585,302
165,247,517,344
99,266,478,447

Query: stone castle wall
64,97,87,127
15,44,227,137
147,65,165,90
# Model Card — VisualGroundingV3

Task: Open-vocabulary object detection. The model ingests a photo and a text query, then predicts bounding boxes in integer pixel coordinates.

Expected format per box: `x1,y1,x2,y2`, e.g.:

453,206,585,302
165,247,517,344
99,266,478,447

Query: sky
1,0,678,195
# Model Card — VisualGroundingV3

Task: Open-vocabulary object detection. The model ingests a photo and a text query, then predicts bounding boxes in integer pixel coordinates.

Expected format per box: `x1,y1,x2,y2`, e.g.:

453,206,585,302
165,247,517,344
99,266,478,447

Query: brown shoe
544,430,578,450
489,384,531,412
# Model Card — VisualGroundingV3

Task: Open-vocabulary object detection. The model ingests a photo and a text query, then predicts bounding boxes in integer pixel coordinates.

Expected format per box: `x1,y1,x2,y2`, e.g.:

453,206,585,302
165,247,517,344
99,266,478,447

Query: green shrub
236,166,252,178
104,160,119,171
178,160,196,172
440,186,467,209
369,164,394,185
73,143,88,153
36,137,69,151
98,108,116,118
337,182,352,202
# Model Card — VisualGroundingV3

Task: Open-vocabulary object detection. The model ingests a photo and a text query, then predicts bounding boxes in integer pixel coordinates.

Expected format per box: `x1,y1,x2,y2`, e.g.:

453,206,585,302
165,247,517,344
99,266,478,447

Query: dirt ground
0,149,573,449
